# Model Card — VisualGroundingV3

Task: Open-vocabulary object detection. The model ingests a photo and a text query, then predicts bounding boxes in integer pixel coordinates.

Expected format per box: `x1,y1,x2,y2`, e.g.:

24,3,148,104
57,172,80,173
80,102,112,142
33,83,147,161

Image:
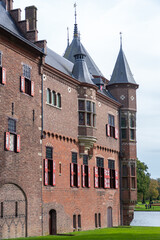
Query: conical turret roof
72,42,94,85
108,46,137,85
64,5,103,78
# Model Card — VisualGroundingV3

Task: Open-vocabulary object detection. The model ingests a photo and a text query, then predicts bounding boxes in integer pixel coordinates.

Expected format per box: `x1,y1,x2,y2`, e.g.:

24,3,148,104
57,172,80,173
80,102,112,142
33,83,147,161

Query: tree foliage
137,159,150,201
148,179,159,200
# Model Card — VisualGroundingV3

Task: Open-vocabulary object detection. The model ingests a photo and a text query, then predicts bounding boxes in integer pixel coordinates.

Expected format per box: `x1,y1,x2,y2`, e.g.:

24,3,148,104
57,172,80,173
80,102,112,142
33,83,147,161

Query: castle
0,0,138,238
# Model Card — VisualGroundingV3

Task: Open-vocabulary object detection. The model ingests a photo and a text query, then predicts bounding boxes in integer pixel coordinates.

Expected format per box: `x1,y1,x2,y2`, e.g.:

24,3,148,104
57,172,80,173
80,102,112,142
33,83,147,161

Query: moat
131,211,160,226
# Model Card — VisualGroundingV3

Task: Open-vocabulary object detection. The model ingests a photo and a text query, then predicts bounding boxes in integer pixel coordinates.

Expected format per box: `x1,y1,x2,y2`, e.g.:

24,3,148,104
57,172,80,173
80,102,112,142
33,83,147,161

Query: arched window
57,93,61,108
52,91,56,106
47,88,51,104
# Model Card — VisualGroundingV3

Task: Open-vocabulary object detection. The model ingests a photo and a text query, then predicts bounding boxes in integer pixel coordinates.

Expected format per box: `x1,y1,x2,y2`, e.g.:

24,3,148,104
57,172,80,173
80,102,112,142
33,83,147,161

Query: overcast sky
13,0,160,179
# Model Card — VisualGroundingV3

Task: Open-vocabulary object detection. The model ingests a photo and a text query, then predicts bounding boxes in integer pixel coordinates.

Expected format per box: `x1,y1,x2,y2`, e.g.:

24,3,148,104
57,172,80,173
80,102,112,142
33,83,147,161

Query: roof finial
120,32,122,49
67,27,70,47
73,2,78,38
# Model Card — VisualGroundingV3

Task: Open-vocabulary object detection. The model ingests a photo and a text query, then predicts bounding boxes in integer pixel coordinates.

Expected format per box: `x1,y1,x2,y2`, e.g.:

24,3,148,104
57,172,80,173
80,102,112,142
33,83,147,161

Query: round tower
107,38,139,225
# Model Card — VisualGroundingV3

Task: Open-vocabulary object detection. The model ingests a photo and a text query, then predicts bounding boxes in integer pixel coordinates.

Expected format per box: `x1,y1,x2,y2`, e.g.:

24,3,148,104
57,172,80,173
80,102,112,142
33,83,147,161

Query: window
131,163,136,189
23,64,31,79
95,213,98,228
21,64,34,96
82,155,90,188
47,88,51,104
8,118,16,133
121,113,127,140
78,99,96,127
108,114,115,138
129,113,136,140
5,119,20,152
0,52,6,85
98,213,101,228
97,157,104,188
122,165,128,177
1,202,3,218
78,215,81,229
57,93,61,108
46,146,53,159
70,152,80,187
108,160,115,189
46,89,61,108
73,214,76,230
131,163,135,176
95,157,110,189
52,91,56,106
15,202,18,217
122,164,128,188
44,147,56,186
0,51,2,67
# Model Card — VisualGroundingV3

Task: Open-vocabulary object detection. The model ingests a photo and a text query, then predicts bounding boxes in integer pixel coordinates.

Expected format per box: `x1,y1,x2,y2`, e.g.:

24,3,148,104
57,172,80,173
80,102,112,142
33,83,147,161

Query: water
131,211,160,227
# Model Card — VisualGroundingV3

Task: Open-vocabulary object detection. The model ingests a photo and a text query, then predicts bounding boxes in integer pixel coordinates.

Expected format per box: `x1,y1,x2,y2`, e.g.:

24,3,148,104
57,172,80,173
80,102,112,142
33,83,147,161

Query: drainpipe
40,57,44,236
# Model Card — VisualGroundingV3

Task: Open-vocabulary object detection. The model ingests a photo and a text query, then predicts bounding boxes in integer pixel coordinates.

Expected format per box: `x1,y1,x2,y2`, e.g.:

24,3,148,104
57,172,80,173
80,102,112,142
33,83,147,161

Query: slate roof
45,47,73,76
0,1,22,37
0,0,120,105
64,25,104,77
108,46,137,85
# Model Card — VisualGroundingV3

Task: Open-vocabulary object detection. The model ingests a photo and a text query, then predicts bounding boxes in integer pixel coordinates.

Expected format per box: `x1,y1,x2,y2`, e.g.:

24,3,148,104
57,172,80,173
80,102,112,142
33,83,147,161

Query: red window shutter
94,167,98,188
2,67,6,85
82,165,85,188
115,128,119,139
115,170,118,189
77,164,81,187
53,160,56,186
107,124,110,137
104,168,110,188
21,76,25,93
44,159,48,186
88,166,91,188
70,163,74,187
16,135,20,153
31,81,34,96
5,132,10,151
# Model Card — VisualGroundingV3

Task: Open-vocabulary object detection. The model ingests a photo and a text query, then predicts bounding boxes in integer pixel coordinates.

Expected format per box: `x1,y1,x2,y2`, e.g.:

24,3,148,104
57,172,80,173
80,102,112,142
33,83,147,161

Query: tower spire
67,27,70,47
73,2,78,38
120,32,122,49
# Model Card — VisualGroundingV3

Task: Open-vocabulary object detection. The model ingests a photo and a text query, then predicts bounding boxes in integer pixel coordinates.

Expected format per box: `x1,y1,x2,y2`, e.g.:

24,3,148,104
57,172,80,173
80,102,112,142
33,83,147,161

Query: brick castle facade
0,0,138,238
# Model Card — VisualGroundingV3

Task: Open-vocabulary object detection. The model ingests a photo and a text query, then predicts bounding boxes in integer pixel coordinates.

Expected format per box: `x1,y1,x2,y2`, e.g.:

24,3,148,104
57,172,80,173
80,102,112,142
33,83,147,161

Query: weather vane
74,2,77,24
120,32,122,48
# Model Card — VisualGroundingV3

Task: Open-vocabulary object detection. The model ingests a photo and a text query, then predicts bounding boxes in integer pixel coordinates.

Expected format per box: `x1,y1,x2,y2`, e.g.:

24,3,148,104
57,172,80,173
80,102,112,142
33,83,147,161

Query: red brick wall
0,34,42,238
42,134,120,234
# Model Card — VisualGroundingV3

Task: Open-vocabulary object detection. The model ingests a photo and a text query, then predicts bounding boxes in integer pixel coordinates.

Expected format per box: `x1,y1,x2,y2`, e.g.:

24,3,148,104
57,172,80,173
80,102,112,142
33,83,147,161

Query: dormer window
78,100,96,127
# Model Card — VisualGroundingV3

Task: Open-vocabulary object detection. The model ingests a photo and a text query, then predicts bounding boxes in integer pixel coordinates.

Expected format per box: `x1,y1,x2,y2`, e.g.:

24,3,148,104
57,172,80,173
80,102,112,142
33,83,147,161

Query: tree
137,159,150,202
157,178,160,199
148,179,159,200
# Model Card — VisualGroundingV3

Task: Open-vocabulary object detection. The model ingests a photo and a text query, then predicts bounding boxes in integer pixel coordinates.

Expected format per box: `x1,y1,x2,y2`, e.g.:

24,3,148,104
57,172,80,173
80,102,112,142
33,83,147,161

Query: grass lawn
135,202,160,211
9,227,160,240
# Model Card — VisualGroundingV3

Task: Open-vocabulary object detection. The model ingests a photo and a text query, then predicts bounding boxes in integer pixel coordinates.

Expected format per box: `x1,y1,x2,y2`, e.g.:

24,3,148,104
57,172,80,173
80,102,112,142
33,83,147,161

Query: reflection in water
131,211,160,227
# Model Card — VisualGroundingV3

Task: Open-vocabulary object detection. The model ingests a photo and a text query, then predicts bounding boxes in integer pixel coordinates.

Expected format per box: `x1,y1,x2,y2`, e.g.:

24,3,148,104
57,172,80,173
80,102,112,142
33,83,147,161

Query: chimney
2,0,13,11
25,6,37,31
